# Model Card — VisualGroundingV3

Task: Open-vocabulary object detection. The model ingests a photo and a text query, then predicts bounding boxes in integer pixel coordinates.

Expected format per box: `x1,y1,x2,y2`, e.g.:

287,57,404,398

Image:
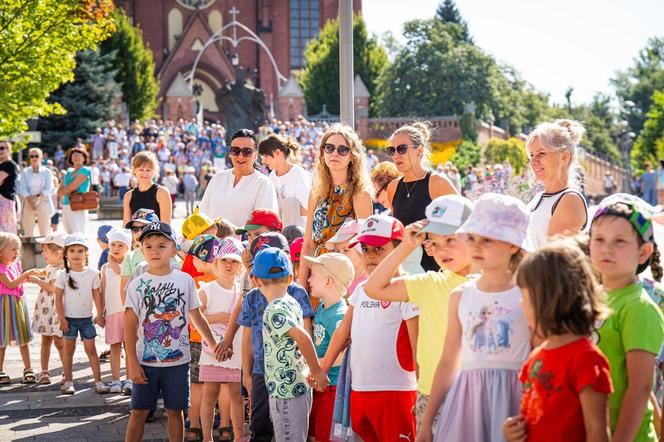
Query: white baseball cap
325,218,364,250
107,228,132,248
419,195,474,236
36,232,67,248
64,232,89,248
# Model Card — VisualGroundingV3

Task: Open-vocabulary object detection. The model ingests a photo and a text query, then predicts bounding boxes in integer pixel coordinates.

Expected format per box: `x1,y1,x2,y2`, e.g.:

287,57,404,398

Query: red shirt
520,337,613,442
181,254,214,343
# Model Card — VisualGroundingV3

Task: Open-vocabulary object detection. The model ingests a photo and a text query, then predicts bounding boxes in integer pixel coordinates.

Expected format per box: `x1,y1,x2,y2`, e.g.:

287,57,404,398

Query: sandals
39,371,51,385
0,372,10,385
184,427,203,442
218,426,234,442
22,369,36,384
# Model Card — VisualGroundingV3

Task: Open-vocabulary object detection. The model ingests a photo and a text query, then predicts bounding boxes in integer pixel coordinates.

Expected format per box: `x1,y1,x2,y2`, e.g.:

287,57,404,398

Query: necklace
405,179,419,198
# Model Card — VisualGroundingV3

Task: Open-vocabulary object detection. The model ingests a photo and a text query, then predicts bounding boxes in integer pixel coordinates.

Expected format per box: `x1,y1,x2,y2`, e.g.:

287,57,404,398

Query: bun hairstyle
258,134,301,164
526,119,586,189
390,121,433,170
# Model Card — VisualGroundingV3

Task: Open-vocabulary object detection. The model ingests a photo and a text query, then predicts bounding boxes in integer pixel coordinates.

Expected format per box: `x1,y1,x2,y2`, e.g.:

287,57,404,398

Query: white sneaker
108,380,122,394
121,379,133,396
61,381,75,395
95,381,110,394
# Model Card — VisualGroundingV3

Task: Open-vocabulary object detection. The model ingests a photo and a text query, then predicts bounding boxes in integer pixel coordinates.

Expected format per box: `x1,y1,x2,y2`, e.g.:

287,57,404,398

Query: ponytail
258,134,301,164
651,244,662,282
63,246,78,290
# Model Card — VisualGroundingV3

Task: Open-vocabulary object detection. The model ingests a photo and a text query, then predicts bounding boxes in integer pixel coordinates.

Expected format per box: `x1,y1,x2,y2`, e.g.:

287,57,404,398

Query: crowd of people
1,117,664,442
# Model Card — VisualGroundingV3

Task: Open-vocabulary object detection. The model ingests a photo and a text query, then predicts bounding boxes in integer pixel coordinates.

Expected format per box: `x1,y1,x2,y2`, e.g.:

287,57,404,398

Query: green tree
299,15,389,116
632,90,664,169
484,138,529,175
0,0,115,137
100,10,158,121
435,0,471,43
38,49,121,148
612,37,664,133
450,140,481,173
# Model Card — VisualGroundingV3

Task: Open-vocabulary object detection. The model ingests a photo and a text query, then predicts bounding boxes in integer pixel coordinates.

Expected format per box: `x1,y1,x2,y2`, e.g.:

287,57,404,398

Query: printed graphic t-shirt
520,337,613,442
263,295,309,399
313,300,348,386
597,283,664,441
349,282,419,392
125,270,200,367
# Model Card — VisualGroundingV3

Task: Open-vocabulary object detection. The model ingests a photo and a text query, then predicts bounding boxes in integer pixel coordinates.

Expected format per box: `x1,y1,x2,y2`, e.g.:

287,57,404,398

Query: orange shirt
182,254,215,343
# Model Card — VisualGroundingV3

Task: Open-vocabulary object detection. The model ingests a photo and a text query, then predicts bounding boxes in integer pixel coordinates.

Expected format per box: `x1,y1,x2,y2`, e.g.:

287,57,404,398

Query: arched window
208,9,223,33
290,0,319,69
168,8,183,50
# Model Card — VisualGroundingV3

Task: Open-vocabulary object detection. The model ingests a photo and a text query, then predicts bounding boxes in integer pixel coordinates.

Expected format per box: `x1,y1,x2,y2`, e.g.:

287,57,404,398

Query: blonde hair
526,119,585,189
311,124,373,204
370,161,401,193
390,121,433,170
0,233,20,256
313,263,348,294
131,151,160,178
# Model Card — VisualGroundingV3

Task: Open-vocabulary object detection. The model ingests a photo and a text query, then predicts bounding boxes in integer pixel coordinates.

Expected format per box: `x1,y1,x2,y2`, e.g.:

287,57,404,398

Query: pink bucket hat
458,193,533,252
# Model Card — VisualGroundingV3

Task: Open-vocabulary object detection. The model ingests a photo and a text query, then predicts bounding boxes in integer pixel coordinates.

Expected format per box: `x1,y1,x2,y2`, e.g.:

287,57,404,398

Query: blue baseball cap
251,247,292,279
97,225,113,243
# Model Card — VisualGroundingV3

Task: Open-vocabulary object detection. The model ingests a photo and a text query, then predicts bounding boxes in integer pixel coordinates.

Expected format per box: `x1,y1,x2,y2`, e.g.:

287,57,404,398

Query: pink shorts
104,312,124,345
199,365,241,383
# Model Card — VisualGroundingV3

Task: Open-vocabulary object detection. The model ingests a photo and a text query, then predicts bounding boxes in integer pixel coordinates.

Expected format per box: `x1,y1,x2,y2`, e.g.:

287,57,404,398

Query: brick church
114,0,362,123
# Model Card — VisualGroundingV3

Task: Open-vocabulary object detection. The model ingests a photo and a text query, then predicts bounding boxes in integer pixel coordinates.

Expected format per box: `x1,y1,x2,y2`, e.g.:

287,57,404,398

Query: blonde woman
525,119,588,250
299,124,373,287
122,151,172,226
385,122,458,272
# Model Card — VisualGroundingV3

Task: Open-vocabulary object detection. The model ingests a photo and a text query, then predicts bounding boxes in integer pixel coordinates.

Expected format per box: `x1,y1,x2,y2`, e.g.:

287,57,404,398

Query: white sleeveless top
104,265,123,316
198,280,242,369
458,282,530,371
526,188,588,250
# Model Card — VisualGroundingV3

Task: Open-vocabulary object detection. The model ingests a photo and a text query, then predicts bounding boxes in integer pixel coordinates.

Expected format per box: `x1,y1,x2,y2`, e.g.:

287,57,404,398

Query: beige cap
303,252,355,288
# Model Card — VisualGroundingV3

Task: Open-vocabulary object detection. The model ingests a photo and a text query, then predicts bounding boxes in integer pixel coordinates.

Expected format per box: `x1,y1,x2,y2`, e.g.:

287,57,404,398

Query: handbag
69,191,99,211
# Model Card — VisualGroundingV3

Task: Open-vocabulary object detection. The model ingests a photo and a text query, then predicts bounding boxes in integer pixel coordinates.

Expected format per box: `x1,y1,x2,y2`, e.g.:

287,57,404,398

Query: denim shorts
62,317,96,340
131,363,190,411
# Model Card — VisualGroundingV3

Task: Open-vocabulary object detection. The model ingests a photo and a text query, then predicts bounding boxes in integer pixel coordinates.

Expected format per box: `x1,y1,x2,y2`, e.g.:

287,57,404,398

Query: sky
363,0,663,106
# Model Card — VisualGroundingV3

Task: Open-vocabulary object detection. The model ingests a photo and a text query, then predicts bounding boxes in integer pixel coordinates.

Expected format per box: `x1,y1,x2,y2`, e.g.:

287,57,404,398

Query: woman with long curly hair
299,124,373,287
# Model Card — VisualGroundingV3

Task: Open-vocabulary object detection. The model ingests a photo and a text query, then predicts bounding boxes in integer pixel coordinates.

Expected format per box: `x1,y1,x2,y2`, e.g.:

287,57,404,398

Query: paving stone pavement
1,209,189,441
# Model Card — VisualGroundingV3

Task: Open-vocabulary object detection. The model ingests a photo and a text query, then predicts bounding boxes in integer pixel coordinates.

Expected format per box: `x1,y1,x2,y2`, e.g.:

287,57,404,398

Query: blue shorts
131,363,190,411
62,317,96,340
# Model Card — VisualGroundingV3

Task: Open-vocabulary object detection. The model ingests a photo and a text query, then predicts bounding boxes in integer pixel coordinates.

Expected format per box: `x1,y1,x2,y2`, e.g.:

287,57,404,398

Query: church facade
115,0,362,122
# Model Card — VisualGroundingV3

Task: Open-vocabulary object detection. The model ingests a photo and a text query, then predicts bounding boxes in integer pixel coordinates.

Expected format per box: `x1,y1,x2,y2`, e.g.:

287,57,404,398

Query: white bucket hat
458,193,533,252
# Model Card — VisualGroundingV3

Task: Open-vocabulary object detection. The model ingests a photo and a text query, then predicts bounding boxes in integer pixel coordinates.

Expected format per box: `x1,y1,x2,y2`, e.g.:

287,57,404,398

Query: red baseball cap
290,237,304,262
235,209,283,234
348,214,404,248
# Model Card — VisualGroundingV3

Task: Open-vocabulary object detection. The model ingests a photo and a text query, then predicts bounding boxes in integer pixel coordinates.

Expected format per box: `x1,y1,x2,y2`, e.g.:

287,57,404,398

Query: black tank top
129,183,161,219
392,171,439,272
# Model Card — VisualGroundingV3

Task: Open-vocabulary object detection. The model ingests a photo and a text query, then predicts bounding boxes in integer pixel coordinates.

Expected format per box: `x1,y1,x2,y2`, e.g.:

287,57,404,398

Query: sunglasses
29,155,40,158
386,144,416,157
322,143,351,156
0,146,7,151
131,226,145,234
229,146,255,157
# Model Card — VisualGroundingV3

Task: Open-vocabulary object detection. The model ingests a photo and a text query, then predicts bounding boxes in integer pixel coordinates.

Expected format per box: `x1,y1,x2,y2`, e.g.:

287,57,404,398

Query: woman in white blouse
19,148,54,236
198,129,278,226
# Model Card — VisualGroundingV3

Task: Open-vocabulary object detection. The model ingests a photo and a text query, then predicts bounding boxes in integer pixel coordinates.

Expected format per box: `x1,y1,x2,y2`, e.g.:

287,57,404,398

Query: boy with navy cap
123,222,224,442
252,246,329,442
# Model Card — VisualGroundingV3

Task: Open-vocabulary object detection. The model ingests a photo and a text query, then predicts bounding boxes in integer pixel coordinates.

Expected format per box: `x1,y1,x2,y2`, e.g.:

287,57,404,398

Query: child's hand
128,361,148,384
403,220,427,249
27,275,42,284
309,368,330,392
217,339,234,361
212,340,227,362
94,315,105,328
60,318,70,333
503,415,527,442
242,372,253,397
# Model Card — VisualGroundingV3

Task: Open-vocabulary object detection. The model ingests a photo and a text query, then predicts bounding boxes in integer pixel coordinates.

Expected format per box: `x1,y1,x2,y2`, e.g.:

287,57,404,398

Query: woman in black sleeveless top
122,151,172,225
386,122,458,272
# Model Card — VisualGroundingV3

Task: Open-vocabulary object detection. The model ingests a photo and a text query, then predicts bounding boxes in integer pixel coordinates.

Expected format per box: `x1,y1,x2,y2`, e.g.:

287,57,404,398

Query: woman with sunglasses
299,124,374,288
0,141,20,234
525,119,588,250
57,147,92,234
384,122,457,273
199,129,278,227
18,148,55,237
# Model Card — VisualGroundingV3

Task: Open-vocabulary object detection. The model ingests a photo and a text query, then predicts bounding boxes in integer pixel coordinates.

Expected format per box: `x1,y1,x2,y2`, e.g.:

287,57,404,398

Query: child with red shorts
303,253,355,441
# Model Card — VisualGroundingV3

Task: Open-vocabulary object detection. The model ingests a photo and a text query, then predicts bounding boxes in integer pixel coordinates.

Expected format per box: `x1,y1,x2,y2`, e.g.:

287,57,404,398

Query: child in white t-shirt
54,233,107,395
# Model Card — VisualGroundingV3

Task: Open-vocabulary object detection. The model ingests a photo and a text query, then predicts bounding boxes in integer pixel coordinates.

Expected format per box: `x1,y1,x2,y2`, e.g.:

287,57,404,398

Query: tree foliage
484,137,529,175
299,15,389,116
38,49,120,148
435,0,471,43
632,91,664,169
0,0,115,137
100,10,158,121
612,37,664,133
450,140,481,172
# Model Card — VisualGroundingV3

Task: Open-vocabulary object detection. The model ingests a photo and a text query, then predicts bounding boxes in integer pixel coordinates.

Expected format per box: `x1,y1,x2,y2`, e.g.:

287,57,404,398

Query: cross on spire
229,6,239,22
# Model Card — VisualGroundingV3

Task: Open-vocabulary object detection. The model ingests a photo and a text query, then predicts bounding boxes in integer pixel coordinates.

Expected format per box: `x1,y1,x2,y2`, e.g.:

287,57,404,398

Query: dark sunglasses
322,143,351,156
131,226,145,233
386,144,417,156
229,146,255,157
0,146,7,151
29,155,40,158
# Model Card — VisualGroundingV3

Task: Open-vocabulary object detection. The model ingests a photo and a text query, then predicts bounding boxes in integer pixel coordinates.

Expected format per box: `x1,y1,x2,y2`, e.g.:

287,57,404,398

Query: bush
484,137,528,175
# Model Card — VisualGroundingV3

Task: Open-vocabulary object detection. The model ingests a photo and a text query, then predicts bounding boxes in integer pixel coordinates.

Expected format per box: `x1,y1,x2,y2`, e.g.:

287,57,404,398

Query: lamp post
620,100,636,192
